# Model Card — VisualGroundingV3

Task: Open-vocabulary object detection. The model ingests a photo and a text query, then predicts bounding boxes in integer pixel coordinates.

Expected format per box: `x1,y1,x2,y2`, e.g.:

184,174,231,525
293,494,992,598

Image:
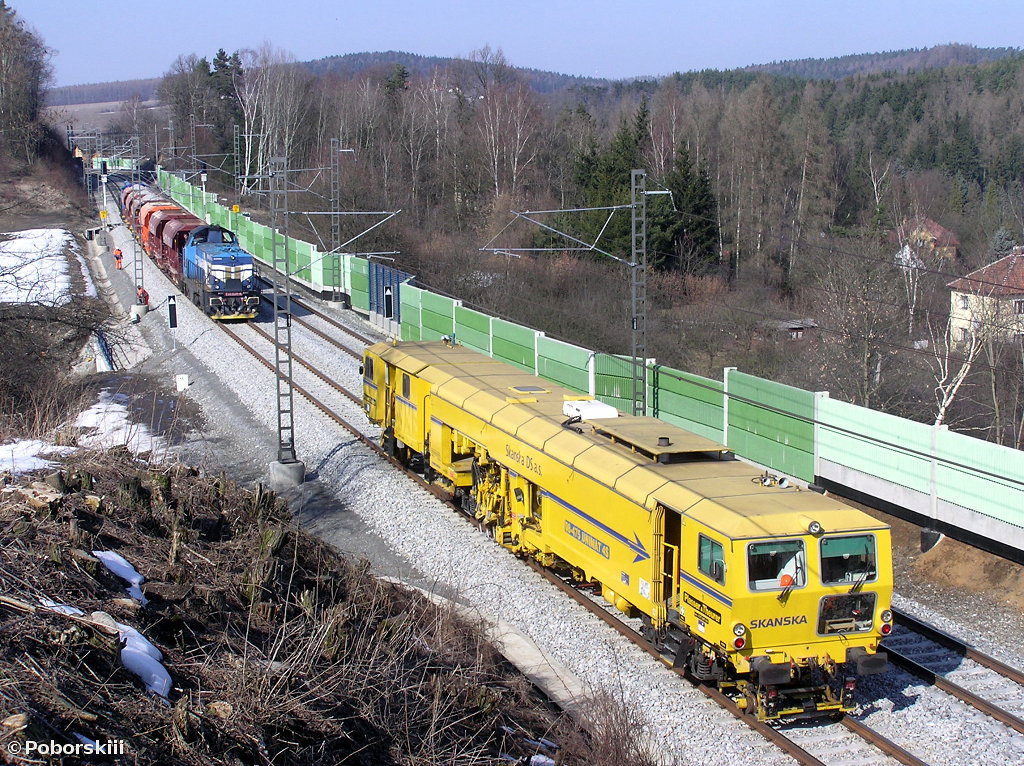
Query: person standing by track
113,248,123,270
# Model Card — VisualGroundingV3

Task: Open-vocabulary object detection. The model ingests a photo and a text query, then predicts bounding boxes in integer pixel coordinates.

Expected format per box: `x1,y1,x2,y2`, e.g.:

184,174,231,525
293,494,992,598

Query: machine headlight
881,610,892,623
733,623,746,637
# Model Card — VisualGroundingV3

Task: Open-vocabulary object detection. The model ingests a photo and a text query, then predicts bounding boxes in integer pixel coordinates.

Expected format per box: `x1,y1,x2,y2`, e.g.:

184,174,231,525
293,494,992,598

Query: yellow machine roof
370,341,887,539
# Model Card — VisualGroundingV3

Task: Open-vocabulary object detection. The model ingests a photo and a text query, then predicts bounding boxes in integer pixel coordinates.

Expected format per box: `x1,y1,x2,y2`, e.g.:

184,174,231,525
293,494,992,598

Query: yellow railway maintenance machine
362,340,893,720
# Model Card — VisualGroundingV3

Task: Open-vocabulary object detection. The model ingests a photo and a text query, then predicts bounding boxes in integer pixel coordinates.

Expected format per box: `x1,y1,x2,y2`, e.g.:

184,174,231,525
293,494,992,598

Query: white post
723,367,736,447
813,390,829,480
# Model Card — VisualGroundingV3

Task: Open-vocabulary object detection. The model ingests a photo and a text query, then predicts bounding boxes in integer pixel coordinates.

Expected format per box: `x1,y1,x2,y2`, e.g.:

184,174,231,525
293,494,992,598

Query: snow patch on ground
93,550,149,604
0,439,76,475
2,388,169,476
0,228,89,305
74,391,167,458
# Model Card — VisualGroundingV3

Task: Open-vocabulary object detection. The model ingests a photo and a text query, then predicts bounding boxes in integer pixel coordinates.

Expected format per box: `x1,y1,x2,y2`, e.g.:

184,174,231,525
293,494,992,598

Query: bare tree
233,45,310,189
399,80,435,220
928,314,984,427
0,1,51,160
158,54,213,145
648,81,685,177
476,82,539,203
808,240,907,409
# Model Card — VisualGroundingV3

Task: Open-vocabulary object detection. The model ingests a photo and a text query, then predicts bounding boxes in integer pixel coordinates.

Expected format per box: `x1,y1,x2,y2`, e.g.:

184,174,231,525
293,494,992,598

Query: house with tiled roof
947,247,1024,342
888,216,960,260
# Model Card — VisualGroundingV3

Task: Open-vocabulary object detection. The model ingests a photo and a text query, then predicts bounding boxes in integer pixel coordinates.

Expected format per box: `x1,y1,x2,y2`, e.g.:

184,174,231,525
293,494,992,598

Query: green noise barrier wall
593,354,645,414
419,292,457,341
726,371,815,481
817,398,1024,549
536,336,590,393
651,366,725,443
401,285,424,341
454,305,492,355
491,319,537,372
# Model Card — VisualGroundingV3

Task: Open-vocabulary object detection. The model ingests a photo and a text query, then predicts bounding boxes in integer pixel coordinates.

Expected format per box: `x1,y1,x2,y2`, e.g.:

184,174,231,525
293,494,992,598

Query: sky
14,0,1024,87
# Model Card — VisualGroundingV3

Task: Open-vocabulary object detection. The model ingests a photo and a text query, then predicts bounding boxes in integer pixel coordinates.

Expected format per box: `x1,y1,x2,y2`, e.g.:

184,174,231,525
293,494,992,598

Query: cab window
820,535,877,586
698,534,725,584
402,373,410,398
363,356,374,380
747,540,806,591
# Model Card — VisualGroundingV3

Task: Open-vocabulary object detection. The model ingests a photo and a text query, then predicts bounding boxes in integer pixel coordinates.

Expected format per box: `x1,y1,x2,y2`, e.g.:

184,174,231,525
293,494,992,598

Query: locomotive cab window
747,540,806,591
820,535,877,586
402,373,411,398
698,534,725,584
363,357,374,380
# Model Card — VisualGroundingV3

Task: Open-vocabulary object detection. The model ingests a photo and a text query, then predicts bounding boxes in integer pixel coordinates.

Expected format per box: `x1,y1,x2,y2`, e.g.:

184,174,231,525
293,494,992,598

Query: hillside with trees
73,41,1024,447
746,43,1020,79
46,78,160,107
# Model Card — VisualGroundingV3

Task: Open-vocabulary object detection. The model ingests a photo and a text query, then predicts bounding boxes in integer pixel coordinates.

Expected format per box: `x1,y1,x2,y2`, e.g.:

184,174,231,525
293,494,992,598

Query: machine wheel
743,687,758,717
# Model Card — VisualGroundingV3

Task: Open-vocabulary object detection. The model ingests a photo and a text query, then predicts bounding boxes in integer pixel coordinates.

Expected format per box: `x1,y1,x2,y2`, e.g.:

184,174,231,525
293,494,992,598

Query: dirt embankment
0,152,93,234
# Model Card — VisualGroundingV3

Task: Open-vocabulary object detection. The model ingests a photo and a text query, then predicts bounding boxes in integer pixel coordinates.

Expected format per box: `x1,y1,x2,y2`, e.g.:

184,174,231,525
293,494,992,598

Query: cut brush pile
0,449,615,765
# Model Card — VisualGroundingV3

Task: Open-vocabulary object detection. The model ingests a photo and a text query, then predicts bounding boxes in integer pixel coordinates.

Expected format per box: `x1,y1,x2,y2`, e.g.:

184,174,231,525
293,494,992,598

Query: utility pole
330,137,342,302
131,136,145,298
630,169,648,417
268,156,305,487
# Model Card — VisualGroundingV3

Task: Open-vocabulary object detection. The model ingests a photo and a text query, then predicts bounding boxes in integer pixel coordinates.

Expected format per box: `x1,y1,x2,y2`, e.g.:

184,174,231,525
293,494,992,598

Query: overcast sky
17,0,1024,87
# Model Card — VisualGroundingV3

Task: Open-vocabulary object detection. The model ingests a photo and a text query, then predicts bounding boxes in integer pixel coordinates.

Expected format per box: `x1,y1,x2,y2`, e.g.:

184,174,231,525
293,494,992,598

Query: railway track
202,304,1024,765
882,609,1024,733
255,274,376,356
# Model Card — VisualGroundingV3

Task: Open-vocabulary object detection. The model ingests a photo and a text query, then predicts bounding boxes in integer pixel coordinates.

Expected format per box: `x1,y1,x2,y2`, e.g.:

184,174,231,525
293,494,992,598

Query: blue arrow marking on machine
541,490,650,563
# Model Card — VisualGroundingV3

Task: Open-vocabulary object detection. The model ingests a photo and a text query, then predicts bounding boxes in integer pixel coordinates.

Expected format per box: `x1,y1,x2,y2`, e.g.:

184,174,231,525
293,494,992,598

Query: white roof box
563,399,619,421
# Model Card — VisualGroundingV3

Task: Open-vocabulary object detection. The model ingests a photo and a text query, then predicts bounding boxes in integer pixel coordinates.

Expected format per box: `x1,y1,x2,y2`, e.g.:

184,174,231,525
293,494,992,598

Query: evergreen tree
990,227,1017,257
210,48,243,141
571,100,651,259
653,144,720,273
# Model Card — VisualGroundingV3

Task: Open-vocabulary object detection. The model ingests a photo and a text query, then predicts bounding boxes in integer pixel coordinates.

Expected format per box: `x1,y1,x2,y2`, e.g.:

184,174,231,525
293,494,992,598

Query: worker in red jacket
136,286,149,306
113,248,123,269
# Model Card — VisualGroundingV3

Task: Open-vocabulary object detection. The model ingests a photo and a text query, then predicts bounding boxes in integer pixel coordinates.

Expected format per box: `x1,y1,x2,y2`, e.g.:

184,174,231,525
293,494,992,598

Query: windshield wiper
848,545,874,593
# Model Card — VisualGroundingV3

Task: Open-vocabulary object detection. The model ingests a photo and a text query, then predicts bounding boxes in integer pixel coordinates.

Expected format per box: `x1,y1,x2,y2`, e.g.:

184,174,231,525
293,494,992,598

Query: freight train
362,339,893,721
119,184,260,320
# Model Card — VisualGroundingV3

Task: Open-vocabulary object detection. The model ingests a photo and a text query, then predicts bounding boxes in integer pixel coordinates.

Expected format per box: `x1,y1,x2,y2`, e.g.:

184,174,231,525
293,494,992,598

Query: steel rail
886,646,1024,735
241,321,361,404
839,717,930,766
216,324,361,426
259,292,364,360
255,272,376,347
521,560,882,766
893,609,1024,687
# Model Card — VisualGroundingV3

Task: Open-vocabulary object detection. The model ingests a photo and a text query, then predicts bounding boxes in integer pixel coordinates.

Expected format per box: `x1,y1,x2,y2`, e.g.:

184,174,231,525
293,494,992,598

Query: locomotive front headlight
733,623,746,637
808,520,822,535
881,610,893,623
